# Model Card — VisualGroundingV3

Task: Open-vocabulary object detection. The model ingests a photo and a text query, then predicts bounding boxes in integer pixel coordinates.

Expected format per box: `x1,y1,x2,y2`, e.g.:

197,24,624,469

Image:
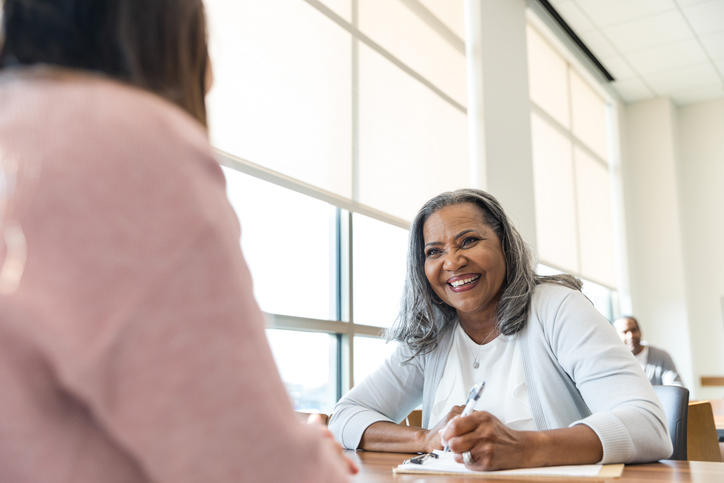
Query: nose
442,248,466,271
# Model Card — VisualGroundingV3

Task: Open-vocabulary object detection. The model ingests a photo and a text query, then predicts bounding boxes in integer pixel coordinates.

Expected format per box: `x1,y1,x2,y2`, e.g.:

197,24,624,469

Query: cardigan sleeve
545,290,673,463
329,342,425,449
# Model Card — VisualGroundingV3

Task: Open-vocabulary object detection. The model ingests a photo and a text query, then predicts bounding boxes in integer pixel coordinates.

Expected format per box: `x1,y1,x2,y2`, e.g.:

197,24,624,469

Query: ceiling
548,0,724,105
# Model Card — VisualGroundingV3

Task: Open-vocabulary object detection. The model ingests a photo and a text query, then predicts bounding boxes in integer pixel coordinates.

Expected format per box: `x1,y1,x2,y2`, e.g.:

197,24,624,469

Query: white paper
395,450,606,477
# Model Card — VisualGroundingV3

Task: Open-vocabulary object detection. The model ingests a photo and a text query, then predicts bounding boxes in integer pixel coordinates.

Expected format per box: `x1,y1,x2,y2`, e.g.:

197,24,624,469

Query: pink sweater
0,68,349,483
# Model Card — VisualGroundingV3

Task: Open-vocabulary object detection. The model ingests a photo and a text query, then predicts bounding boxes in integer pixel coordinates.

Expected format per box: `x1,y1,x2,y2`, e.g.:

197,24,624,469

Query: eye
425,247,442,258
460,236,480,248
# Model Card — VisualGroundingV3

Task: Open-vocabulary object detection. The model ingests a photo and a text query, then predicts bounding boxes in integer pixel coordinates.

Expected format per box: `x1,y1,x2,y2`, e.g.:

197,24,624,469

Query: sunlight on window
205,0,352,197
530,113,578,273
353,214,408,327
223,167,336,320
206,0,472,408
266,329,338,412
357,43,468,220
580,279,615,322
527,23,616,293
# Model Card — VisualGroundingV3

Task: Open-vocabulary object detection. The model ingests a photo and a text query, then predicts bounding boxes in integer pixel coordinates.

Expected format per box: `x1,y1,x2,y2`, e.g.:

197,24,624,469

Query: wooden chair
709,398,724,438
404,409,422,427
687,401,722,461
708,399,724,461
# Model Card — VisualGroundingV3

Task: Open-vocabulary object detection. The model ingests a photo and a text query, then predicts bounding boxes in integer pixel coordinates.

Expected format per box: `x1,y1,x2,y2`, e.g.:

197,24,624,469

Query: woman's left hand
441,411,537,471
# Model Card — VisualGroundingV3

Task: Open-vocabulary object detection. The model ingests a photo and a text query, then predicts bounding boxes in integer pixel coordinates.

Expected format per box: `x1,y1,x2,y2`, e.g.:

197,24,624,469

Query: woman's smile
446,273,481,292
422,202,506,324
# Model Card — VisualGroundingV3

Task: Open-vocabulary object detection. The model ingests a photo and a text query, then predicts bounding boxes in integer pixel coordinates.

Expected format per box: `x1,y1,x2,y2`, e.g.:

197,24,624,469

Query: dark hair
616,315,640,330
0,0,209,126
388,188,582,357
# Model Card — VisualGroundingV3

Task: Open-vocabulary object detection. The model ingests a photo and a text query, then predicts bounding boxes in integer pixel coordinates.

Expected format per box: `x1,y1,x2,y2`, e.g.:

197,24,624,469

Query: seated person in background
614,316,684,387
329,188,672,470
0,1,354,481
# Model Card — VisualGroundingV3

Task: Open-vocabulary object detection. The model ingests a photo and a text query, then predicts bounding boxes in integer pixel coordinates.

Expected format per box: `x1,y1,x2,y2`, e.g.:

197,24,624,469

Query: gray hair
387,188,581,358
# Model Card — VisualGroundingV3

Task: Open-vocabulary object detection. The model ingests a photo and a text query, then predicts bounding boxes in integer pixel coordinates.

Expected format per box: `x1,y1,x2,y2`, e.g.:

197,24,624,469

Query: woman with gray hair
329,188,671,470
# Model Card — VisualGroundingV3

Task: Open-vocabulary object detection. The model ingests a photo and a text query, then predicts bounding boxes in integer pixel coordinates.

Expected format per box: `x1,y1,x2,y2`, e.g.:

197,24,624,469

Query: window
206,0,352,196
352,213,408,328
206,0,467,409
527,24,618,296
537,264,616,321
266,329,338,412
223,168,337,321
580,279,615,322
357,42,468,220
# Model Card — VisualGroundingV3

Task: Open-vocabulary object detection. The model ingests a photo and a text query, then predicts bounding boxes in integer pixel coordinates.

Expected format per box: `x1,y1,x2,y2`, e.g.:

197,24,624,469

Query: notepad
393,450,624,479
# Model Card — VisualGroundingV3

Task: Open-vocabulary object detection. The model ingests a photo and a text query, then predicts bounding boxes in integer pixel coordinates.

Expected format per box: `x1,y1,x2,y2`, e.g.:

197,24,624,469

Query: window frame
212,0,467,398
527,21,620,292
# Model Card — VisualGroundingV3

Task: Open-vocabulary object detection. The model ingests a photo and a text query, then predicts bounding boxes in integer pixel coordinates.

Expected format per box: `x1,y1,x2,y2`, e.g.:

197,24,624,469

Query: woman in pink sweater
0,1,354,481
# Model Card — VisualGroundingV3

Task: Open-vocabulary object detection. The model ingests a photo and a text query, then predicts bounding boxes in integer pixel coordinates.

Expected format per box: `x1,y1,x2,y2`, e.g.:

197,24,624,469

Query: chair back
653,384,689,460
404,409,422,427
687,401,722,461
708,398,724,442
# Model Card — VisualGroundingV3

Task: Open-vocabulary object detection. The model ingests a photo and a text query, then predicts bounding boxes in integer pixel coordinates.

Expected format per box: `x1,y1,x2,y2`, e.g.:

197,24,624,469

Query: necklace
471,324,498,369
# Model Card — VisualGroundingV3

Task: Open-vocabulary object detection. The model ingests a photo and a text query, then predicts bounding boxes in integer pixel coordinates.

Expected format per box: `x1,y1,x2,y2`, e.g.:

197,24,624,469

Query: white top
429,322,535,430
634,346,648,368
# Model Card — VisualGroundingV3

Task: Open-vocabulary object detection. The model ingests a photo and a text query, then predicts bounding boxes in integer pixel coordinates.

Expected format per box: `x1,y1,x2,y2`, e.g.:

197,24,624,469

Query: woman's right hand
420,405,465,453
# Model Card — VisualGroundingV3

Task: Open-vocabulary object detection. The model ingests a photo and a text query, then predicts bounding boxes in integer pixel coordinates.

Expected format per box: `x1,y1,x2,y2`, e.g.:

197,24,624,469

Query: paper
393,450,624,479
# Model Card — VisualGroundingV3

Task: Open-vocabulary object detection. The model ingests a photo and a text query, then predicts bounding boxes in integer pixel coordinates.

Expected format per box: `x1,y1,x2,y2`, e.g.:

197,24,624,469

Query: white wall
621,96,724,398
620,98,695,391
676,98,724,399
466,0,537,248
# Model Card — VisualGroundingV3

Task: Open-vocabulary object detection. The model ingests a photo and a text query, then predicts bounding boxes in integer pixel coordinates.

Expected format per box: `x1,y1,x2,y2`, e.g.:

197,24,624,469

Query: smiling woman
422,203,506,345
329,188,673,471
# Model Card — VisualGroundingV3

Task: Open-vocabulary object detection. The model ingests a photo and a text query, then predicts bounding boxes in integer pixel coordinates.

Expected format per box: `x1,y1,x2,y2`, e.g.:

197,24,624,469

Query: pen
443,381,486,452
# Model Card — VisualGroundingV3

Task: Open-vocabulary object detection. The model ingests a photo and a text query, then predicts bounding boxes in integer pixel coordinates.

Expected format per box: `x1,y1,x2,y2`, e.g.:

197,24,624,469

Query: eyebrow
424,229,479,248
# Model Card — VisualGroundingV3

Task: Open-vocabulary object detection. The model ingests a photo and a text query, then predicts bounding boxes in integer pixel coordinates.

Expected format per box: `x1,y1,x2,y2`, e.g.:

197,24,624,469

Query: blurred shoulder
647,345,673,360
0,66,211,171
0,67,229,239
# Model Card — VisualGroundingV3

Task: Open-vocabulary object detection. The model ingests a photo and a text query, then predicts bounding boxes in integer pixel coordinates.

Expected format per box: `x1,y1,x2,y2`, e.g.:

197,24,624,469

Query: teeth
450,276,479,287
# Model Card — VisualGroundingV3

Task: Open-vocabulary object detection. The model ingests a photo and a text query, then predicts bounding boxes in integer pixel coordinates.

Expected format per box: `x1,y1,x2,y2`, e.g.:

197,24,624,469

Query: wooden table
348,450,724,482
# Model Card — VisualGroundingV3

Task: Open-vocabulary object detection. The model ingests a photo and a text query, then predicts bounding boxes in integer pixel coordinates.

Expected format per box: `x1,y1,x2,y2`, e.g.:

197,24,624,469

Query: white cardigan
329,284,672,464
